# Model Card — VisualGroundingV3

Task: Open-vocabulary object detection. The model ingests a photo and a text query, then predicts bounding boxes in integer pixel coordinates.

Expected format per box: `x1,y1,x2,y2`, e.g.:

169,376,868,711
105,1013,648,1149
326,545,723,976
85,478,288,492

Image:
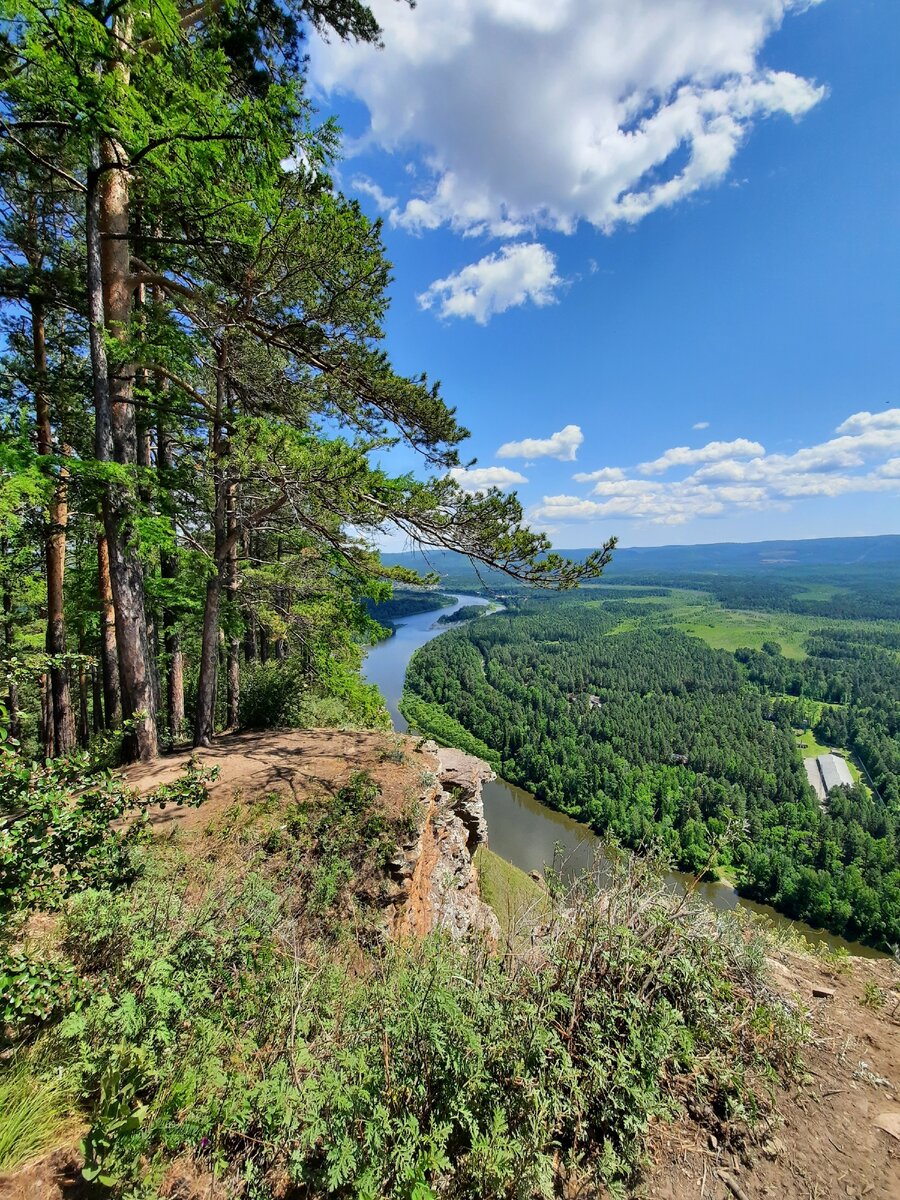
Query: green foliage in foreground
238,655,390,732
0,743,216,1044
6,790,806,1198
0,752,215,921
0,1063,75,1173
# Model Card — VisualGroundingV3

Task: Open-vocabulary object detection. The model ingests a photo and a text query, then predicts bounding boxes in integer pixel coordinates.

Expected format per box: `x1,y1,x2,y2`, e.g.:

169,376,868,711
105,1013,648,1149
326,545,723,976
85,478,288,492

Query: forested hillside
405,595,900,947
383,540,900,620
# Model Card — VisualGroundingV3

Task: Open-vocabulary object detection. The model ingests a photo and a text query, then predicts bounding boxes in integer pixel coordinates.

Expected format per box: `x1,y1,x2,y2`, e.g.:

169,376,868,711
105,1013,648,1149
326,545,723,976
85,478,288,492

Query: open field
671,606,809,658
602,597,812,657
796,730,831,759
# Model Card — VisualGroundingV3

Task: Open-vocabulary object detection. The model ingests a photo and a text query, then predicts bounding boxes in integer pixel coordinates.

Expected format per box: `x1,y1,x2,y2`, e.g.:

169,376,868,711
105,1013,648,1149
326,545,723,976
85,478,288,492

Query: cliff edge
125,728,499,944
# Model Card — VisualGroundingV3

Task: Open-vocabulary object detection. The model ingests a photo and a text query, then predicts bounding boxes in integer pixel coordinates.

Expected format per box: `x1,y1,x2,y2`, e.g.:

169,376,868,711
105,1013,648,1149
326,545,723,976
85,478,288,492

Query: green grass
586,591,707,609
796,730,831,760
606,618,639,636
670,605,808,659
0,1065,77,1173
603,599,811,658
474,846,547,939
588,591,812,659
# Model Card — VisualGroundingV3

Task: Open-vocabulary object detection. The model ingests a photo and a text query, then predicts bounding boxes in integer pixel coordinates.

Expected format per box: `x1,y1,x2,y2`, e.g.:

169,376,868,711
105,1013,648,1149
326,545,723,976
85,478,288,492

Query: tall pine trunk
195,574,223,747
193,345,228,747
157,405,184,743
87,114,158,760
225,479,239,729
136,405,163,724
32,297,76,756
96,532,122,728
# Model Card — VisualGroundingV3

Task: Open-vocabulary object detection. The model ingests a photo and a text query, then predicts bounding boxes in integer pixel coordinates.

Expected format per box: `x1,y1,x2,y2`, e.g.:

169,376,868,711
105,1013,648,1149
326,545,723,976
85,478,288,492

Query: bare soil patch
122,727,437,834
641,949,900,1200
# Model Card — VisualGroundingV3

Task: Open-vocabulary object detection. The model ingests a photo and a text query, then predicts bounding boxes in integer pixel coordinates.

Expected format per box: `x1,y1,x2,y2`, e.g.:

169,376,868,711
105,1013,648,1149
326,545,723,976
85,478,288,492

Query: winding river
363,593,883,957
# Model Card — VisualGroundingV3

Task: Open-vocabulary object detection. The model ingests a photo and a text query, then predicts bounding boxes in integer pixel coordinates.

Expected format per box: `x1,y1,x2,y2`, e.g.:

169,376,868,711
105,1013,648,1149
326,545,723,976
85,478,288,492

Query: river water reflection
363,594,883,958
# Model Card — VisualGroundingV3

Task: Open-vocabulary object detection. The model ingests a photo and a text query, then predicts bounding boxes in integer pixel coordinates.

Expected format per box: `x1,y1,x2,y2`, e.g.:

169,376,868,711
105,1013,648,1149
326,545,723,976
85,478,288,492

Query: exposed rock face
389,743,500,942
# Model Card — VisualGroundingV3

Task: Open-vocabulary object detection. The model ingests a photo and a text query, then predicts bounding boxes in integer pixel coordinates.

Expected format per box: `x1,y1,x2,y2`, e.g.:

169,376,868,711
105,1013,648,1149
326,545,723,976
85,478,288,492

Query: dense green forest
437,603,491,625
405,595,900,948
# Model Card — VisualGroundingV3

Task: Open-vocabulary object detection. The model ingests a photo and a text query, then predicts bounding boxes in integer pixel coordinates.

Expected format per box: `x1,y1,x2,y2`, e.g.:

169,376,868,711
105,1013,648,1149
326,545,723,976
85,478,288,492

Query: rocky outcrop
122,725,499,944
389,743,500,942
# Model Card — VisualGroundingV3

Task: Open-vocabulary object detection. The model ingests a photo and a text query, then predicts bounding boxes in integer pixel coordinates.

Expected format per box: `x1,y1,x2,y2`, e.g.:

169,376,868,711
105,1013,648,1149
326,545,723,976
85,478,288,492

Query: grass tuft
0,1063,77,1173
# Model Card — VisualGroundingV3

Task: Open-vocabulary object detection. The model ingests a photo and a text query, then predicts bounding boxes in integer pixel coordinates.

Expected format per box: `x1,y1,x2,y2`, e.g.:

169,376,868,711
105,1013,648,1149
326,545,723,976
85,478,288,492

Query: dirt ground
122,726,438,833
642,948,900,1200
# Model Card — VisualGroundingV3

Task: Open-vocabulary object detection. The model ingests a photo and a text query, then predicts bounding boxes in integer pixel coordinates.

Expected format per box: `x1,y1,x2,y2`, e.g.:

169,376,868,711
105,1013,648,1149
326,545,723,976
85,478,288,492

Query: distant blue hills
382,533,900,581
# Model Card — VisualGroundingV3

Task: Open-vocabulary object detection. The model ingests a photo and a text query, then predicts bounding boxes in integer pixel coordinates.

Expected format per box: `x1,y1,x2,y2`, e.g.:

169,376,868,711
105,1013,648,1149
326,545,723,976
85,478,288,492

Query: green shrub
0,752,215,919
38,830,804,1198
0,946,75,1042
239,657,389,731
239,658,309,729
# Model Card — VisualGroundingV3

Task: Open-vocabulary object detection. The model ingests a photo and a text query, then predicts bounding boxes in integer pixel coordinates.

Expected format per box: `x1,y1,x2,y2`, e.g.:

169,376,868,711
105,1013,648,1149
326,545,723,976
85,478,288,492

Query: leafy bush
38,817,804,1198
0,947,75,1041
239,657,389,731
0,752,215,918
238,657,309,729
0,747,216,1045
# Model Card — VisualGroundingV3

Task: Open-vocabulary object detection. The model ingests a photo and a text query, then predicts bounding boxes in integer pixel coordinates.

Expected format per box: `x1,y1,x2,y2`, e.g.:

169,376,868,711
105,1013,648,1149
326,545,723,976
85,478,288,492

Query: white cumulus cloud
450,466,528,493
639,438,766,475
836,410,900,435
417,242,561,324
497,424,584,462
572,466,626,484
311,1,826,239
532,408,900,527
692,421,710,430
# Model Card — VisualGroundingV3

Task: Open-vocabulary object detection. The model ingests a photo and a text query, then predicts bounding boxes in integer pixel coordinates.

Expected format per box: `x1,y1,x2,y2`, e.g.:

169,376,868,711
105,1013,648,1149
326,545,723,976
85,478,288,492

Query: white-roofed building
804,758,826,802
818,753,854,793
804,753,854,803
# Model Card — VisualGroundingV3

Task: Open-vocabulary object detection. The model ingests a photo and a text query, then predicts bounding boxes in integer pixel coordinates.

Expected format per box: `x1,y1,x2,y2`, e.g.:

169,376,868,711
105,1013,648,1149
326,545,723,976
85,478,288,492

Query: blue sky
309,0,899,549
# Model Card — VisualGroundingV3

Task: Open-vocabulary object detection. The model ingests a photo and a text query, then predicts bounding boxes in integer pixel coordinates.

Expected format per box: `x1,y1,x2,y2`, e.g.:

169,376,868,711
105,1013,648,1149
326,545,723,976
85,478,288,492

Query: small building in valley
804,753,854,802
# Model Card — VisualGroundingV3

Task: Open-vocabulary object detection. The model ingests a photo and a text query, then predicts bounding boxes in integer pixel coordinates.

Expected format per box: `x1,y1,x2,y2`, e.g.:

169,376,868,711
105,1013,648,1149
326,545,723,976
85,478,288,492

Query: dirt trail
645,947,900,1200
